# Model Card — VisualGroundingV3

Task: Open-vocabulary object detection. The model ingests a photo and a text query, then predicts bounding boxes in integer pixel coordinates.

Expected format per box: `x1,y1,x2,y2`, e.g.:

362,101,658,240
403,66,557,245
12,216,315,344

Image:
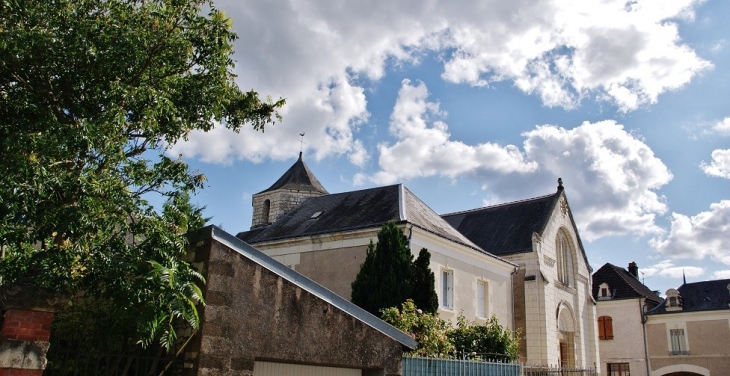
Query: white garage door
254,361,361,376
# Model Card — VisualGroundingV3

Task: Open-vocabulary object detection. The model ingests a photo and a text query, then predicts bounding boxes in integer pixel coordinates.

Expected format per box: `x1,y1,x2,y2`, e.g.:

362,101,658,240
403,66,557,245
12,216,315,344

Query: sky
169,0,730,296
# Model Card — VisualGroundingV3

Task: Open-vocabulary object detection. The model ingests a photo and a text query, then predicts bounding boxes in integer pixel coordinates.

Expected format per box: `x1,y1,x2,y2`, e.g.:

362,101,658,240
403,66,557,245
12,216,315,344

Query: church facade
237,154,600,369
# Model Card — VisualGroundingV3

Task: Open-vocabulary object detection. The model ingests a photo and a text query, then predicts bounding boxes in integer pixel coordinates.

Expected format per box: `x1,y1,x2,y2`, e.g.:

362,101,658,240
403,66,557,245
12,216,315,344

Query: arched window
597,316,613,340
556,230,574,286
263,199,271,224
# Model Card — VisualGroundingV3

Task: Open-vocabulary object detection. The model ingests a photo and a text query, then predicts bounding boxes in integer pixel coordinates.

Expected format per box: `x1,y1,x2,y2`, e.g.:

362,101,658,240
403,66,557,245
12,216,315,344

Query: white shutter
477,281,486,317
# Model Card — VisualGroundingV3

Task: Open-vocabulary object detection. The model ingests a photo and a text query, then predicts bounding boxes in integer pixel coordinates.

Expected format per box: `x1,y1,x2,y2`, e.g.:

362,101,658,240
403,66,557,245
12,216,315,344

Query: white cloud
169,0,710,164
700,149,730,179
651,201,730,265
362,79,537,185
712,117,730,135
712,270,730,279
360,80,672,241
640,260,704,279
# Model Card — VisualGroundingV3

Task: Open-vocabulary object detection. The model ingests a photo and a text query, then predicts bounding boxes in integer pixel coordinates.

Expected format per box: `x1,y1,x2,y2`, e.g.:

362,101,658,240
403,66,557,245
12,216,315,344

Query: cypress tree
411,248,439,314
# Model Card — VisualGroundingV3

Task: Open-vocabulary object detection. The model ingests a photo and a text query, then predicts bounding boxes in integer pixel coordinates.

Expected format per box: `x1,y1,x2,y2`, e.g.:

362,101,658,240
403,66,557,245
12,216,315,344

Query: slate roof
237,184,508,263
592,263,663,304
191,225,417,350
441,190,560,256
256,152,328,195
649,279,730,314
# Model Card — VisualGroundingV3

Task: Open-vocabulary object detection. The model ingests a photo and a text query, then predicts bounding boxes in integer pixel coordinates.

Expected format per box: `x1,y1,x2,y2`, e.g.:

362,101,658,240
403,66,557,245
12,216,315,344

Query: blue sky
171,0,730,295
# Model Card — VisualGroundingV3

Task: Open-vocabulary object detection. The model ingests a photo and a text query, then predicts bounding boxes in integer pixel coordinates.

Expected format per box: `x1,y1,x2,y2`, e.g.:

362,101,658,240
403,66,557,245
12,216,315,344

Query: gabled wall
187,232,407,376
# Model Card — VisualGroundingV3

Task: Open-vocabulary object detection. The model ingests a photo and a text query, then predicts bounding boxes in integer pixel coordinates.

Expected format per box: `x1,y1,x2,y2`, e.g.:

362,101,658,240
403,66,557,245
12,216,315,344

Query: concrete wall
596,298,649,376
189,238,405,376
646,311,730,376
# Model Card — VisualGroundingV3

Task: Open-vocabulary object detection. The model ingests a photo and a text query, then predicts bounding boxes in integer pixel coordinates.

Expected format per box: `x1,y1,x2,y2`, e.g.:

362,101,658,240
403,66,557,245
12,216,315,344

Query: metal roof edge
195,225,417,350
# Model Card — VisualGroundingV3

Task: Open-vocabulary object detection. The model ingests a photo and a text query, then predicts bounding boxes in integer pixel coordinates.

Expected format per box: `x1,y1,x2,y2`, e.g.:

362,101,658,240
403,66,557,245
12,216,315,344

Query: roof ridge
441,192,557,217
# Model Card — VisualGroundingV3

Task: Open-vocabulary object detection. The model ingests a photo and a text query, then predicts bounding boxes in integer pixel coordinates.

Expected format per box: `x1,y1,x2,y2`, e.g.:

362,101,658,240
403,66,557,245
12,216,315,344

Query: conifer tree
411,248,439,314
351,221,438,316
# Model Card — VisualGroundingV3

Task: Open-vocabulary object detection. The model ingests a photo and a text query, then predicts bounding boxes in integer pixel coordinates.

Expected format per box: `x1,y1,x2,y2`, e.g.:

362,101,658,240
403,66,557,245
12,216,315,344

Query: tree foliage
351,221,438,316
382,301,520,361
0,0,284,350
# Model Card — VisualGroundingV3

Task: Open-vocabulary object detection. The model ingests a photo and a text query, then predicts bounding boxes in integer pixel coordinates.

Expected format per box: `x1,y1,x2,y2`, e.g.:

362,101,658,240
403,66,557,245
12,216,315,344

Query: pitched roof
192,225,417,350
237,184,501,260
441,191,559,256
592,263,663,304
649,279,730,314
256,152,328,195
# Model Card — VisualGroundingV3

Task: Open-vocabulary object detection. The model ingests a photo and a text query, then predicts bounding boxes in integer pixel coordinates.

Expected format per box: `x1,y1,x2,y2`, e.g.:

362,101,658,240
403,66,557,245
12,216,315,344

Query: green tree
0,0,284,351
381,300,454,358
351,221,413,315
411,248,439,314
448,314,520,362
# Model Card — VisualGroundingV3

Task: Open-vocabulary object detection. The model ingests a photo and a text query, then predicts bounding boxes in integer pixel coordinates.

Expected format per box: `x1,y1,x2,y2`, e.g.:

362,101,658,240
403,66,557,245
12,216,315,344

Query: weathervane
299,132,306,153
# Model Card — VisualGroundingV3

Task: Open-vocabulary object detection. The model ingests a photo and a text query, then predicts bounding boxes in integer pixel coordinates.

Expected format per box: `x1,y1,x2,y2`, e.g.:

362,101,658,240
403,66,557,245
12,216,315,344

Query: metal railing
44,347,186,376
402,356,598,376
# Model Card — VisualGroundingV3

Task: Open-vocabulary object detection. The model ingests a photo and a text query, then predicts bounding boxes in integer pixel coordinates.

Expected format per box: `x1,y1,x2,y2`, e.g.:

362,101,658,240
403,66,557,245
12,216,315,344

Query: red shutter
605,316,614,339
598,316,605,340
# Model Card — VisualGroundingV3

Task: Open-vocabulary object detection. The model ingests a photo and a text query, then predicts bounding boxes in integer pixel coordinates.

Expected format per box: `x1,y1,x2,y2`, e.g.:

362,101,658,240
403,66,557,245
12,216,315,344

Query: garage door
254,361,361,376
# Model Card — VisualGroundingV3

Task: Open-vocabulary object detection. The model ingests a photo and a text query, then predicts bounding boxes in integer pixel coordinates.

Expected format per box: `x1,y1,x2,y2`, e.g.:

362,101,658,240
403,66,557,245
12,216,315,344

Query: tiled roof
650,279,730,314
256,152,328,195
192,225,417,350
441,192,559,256
237,184,490,256
592,263,663,304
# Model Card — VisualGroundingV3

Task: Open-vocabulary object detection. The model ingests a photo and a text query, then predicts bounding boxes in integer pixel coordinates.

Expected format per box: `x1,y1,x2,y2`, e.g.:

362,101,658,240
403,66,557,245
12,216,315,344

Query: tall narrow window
262,199,271,224
598,316,614,340
476,280,488,318
441,270,453,310
670,329,687,355
556,230,573,286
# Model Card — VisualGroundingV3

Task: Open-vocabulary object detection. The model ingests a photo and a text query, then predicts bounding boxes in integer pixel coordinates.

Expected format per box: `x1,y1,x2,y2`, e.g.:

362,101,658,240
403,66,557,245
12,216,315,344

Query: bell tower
251,152,328,229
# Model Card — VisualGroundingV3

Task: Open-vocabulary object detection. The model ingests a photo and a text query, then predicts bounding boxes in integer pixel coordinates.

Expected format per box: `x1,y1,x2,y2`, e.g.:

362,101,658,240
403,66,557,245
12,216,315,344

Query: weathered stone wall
251,189,325,228
188,238,405,376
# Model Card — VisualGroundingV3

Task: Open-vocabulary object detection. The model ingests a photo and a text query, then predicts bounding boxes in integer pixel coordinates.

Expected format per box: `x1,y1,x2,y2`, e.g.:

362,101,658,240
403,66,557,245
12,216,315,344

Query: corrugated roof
441,192,558,256
256,152,328,195
592,263,663,304
192,225,417,349
649,278,730,314
237,184,489,256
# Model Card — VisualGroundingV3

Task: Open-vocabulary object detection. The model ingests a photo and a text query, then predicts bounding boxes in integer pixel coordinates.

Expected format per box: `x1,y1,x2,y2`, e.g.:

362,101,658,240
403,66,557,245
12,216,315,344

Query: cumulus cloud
360,80,672,241
640,260,704,279
651,201,730,265
169,0,709,164
712,270,730,279
712,117,730,135
700,149,730,179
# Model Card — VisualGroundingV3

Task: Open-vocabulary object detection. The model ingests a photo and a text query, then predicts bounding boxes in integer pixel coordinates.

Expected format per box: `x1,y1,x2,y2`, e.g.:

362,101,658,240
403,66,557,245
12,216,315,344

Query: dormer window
598,282,612,300
666,288,683,311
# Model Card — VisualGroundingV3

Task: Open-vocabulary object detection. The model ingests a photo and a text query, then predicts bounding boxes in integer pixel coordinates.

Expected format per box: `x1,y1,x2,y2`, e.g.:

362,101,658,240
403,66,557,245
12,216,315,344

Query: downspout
511,264,519,339
641,298,651,376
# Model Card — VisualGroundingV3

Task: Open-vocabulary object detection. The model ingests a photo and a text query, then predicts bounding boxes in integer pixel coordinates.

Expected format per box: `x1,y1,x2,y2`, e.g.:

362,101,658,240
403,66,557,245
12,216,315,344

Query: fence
44,347,186,376
402,356,598,376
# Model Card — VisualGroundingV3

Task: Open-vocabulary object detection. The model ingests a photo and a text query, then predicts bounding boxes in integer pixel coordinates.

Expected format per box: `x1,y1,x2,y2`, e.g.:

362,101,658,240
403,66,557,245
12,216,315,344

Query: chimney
628,262,638,279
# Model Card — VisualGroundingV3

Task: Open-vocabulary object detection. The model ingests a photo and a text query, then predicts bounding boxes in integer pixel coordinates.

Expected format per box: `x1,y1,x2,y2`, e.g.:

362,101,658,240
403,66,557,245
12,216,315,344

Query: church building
237,153,599,369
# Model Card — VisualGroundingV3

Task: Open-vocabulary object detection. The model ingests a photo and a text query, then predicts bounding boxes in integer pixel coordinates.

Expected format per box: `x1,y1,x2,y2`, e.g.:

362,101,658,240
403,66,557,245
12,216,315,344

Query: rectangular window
607,363,630,376
476,280,488,317
670,329,687,355
441,270,453,310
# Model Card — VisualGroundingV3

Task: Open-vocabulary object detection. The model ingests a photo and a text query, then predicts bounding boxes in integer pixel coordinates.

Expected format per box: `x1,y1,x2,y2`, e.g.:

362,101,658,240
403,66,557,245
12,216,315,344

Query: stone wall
187,237,406,376
251,189,325,228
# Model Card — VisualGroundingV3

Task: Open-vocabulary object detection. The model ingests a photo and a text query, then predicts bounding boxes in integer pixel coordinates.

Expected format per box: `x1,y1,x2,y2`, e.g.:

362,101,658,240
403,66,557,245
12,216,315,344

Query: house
237,153,518,328
591,262,663,376
644,278,730,376
185,225,417,376
441,179,600,368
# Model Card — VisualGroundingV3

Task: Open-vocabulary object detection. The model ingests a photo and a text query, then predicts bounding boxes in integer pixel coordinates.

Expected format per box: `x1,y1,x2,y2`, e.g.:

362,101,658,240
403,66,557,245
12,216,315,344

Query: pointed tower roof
257,152,328,195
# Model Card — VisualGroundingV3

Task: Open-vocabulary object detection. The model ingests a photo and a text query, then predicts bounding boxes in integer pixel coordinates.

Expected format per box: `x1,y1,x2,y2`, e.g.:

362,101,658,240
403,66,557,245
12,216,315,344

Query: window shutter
598,316,605,340
605,316,613,339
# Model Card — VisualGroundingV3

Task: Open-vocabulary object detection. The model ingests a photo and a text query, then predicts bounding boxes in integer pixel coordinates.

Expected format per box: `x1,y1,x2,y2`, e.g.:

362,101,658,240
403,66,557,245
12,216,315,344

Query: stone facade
646,310,730,375
252,189,325,228
506,200,599,369
186,228,412,376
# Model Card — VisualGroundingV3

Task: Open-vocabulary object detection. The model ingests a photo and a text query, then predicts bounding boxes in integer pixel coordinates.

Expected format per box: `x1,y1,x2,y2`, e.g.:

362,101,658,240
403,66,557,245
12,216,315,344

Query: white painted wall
596,298,649,376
